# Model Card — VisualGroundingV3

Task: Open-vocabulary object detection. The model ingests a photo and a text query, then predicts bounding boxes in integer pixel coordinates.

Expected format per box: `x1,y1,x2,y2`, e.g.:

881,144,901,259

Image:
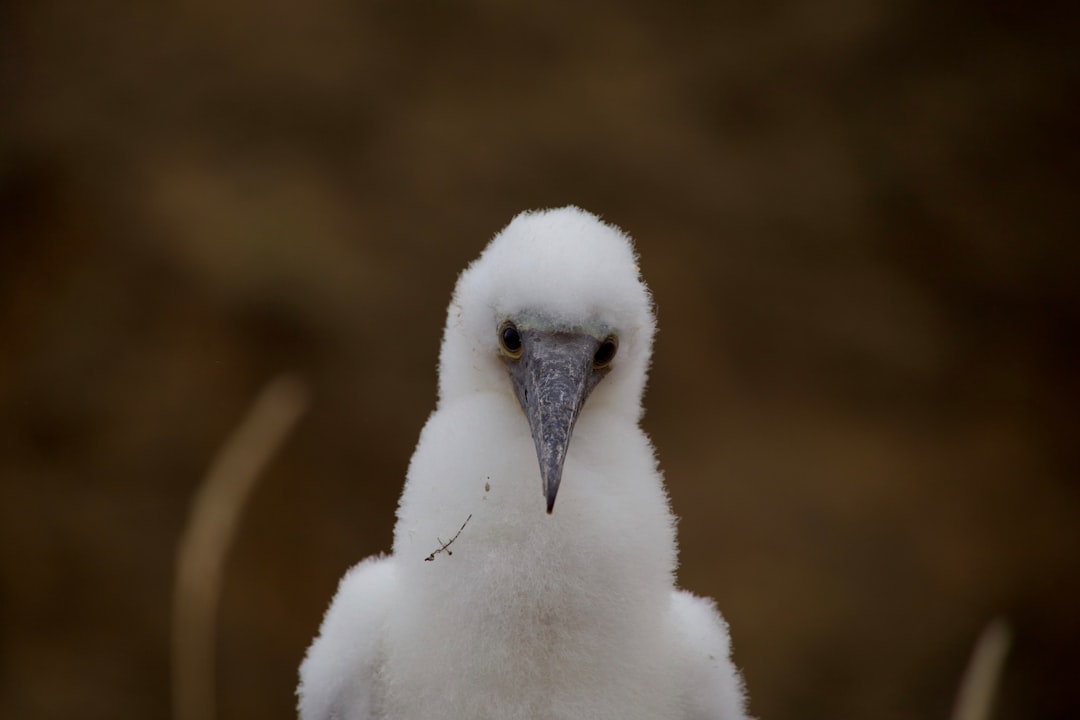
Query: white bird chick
298,207,749,720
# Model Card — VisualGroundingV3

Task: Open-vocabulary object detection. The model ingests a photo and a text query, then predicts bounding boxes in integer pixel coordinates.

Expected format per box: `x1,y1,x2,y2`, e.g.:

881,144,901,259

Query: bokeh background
2,1,1077,719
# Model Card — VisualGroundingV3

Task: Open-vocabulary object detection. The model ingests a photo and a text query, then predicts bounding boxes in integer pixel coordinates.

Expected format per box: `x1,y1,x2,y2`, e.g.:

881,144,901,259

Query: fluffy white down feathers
298,207,749,720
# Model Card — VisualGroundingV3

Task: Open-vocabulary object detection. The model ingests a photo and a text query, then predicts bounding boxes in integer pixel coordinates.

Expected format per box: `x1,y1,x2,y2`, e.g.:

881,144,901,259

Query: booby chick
298,207,749,720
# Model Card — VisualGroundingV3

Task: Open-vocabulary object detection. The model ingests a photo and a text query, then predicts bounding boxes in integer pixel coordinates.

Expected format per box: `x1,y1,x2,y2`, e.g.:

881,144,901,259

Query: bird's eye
593,336,618,369
499,321,523,359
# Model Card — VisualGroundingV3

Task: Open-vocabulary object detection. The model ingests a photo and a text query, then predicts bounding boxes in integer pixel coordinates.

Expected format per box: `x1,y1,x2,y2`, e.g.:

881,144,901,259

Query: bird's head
438,207,656,513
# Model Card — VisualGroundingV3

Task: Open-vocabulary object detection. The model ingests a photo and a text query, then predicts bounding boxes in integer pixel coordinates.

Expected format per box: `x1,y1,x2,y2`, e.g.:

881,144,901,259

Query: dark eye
499,321,523,358
593,336,618,368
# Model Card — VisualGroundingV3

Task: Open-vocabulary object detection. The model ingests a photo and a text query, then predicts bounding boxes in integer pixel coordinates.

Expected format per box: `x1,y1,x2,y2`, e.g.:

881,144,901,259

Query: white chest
373,534,683,719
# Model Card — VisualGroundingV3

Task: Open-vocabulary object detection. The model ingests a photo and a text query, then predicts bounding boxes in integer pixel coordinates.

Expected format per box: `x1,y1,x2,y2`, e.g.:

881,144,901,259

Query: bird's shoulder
298,555,397,720
667,589,751,720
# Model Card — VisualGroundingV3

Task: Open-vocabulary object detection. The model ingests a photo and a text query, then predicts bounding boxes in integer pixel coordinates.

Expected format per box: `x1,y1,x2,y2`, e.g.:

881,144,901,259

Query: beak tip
545,477,559,514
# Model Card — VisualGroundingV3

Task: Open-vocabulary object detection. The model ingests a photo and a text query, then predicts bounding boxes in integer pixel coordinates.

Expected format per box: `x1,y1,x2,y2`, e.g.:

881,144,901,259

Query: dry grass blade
171,375,309,720
951,617,1012,720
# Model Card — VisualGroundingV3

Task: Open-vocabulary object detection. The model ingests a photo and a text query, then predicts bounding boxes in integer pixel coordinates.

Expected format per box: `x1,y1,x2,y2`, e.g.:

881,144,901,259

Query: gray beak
506,330,606,514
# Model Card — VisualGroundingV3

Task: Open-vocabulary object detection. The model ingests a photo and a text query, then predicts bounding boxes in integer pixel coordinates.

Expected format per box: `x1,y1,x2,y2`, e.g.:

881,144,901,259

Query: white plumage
298,207,749,720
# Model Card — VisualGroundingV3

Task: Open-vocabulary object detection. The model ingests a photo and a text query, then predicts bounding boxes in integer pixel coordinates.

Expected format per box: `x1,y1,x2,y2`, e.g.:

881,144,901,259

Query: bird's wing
298,555,397,720
668,589,750,720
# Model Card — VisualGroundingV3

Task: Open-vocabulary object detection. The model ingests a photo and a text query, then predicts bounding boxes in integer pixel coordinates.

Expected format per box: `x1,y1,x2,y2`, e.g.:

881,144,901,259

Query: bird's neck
391,393,676,632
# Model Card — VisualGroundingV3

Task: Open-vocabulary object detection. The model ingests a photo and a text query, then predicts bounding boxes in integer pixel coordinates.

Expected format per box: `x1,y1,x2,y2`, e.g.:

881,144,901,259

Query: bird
298,206,750,720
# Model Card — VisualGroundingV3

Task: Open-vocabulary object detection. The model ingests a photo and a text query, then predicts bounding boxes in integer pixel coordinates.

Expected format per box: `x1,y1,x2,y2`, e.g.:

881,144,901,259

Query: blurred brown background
1,1,1077,719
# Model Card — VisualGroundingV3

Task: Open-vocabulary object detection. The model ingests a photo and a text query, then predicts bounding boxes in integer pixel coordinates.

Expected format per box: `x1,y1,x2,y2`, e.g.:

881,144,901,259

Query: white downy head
436,206,657,511
439,207,655,413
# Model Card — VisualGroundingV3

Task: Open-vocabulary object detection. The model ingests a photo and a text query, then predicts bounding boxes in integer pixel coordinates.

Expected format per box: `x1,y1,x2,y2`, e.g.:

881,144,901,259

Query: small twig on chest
424,514,473,562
